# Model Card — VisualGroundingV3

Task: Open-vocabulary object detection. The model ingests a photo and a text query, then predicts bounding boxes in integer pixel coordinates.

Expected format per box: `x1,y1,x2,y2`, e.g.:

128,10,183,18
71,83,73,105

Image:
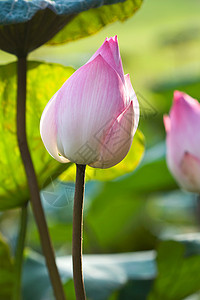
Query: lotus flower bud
40,36,139,168
164,91,200,192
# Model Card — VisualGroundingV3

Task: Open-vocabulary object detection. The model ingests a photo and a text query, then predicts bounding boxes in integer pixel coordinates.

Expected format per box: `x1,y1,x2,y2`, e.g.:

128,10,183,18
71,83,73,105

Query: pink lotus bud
40,36,139,168
164,91,200,192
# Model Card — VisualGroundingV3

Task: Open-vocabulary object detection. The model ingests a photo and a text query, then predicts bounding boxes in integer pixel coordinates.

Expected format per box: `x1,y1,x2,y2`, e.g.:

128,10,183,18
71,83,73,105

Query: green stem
16,56,66,300
195,194,200,226
12,204,28,300
73,164,86,300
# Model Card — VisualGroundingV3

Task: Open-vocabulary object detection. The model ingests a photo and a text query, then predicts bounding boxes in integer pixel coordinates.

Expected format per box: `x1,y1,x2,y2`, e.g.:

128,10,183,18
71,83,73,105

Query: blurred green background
1,0,200,299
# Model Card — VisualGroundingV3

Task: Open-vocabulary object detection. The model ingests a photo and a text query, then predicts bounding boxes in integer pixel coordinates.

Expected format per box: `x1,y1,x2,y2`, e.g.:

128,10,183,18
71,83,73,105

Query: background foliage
0,0,200,299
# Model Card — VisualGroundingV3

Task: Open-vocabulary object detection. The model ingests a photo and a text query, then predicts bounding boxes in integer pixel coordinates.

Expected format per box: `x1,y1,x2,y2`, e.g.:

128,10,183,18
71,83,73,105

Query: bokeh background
1,0,200,299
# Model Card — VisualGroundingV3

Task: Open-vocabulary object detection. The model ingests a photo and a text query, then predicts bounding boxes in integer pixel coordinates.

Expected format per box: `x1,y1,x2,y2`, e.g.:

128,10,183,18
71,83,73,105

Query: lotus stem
16,56,66,300
195,194,200,226
72,164,86,300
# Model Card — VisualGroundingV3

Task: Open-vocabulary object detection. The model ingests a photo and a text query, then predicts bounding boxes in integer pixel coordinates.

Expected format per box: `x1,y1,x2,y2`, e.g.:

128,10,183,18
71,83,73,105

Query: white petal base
180,152,200,193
